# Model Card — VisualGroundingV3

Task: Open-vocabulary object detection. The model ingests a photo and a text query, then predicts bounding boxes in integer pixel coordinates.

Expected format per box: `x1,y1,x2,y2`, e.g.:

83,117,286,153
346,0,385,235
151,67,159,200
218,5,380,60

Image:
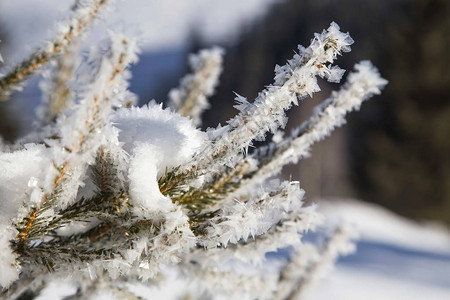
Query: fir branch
0,275,47,300
39,192,131,236
14,213,156,271
168,163,247,213
158,166,194,196
182,263,277,299
274,243,320,300
65,276,144,300
223,61,388,203
165,63,384,225
169,47,224,126
196,181,308,249
0,12,386,297
190,22,353,176
0,0,111,100
16,33,138,244
159,22,353,199
188,204,322,267
91,146,127,197
38,41,78,124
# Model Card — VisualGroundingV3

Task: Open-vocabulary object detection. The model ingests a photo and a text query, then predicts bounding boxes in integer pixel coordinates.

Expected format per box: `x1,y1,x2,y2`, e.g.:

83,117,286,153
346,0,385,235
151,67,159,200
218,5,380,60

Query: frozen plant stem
0,0,111,100
38,42,78,124
163,22,353,196
229,61,388,201
196,23,353,170
184,61,387,213
169,47,224,126
17,34,138,243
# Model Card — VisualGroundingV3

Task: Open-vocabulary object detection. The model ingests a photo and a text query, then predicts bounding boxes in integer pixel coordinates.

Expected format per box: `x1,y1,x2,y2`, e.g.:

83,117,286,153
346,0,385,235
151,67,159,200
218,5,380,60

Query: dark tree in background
354,0,450,224
0,26,18,142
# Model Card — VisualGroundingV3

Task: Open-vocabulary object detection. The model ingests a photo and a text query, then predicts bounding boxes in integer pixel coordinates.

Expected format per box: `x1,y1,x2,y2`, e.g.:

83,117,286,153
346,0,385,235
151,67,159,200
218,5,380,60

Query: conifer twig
38,41,78,124
192,23,353,174
222,61,387,204
162,23,353,197
16,34,138,244
169,47,224,126
0,0,111,100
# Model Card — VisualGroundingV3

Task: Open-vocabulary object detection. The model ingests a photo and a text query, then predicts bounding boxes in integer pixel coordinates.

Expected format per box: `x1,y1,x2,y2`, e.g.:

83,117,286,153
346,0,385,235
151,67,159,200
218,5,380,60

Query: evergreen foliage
0,1,386,298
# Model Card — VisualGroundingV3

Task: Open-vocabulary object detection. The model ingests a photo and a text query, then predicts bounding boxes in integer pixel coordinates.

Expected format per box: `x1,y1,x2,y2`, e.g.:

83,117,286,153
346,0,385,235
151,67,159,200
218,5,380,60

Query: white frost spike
192,22,353,175
228,60,387,200
0,0,113,100
190,204,323,266
112,103,206,213
169,47,224,126
200,181,306,248
47,32,139,208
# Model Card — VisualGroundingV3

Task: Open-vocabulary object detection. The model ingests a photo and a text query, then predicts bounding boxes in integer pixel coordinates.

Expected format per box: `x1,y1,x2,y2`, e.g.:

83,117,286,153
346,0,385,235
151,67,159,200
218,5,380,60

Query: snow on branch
157,22,354,204
12,33,139,256
169,47,224,126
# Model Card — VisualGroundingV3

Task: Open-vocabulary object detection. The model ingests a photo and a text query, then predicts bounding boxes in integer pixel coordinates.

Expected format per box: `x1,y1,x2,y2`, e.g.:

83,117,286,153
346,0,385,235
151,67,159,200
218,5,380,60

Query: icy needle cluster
168,47,224,127
0,0,113,100
0,4,386,299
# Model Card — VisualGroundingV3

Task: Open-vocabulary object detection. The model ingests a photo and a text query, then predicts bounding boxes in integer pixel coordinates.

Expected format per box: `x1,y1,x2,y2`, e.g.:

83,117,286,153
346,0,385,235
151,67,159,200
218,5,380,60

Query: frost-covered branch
0,0,112,100
14,33,138,249
198,181,306,248
169,47,224,126
187,182,322,268
182,264,279,299
190,206,322,267
37,42,79,124
161,22,353,198
192,22,353,173
225,61,387,202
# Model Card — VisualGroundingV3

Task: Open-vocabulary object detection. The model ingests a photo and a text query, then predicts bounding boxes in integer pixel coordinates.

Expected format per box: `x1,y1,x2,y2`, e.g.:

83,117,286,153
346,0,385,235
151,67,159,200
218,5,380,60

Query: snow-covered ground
311,199,450,300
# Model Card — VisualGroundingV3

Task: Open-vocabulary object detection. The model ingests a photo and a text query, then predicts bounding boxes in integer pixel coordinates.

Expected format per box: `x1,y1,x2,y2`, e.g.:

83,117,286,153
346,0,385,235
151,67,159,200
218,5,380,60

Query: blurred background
1,0,449,299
